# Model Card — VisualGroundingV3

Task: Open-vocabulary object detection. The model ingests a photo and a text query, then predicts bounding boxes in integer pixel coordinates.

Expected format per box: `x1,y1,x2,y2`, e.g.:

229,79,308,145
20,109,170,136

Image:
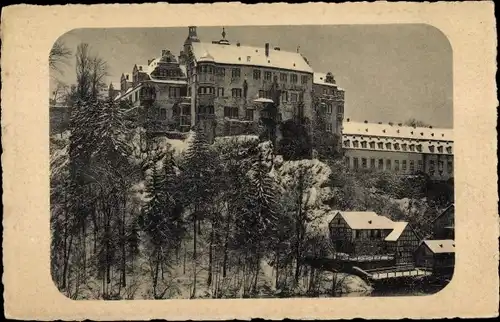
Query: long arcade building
342,120,454,181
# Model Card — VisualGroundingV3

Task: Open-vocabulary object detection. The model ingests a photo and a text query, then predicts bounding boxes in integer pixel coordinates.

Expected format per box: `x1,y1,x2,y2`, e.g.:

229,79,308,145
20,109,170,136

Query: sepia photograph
49,24,456,300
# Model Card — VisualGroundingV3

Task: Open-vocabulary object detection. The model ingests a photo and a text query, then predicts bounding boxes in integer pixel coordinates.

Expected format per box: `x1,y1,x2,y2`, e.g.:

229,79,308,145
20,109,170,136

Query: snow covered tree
181,125,217,297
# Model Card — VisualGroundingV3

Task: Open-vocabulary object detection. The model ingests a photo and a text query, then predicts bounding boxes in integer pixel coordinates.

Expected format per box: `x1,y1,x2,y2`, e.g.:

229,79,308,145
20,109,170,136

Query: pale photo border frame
1,2,498,320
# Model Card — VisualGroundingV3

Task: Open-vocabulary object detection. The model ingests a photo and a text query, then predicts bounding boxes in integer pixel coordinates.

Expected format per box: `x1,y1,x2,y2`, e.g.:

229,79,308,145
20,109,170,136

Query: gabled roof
422,239,455,254
191,42,314,73
336,211,395,229
431,204,455,224
314,72,344,90
384,222,408,241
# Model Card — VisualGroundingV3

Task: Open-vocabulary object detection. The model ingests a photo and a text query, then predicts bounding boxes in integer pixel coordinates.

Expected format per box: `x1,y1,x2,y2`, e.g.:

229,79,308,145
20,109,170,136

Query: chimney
237,42,241,47
274,47,280,51
265,43,270,57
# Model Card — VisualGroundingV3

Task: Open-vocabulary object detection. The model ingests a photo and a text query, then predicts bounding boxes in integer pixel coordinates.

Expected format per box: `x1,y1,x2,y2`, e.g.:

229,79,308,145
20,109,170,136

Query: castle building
112,26,346,143
312,72,345,136
342,120,454,181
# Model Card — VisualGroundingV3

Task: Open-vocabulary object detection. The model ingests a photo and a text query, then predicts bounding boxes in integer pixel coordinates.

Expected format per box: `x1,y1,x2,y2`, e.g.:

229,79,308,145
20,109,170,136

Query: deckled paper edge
1,2,498,320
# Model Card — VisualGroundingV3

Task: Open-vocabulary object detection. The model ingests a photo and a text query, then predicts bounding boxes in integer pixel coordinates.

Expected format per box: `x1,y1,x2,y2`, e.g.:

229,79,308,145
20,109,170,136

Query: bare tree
75,43,108,100
49,40,72,75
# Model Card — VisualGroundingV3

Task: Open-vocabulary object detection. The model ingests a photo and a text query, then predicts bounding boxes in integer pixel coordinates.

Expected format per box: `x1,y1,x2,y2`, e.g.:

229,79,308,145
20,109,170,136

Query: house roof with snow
314,72,344,90
335,211,396,230
384,222,409,241
342,121,453,142
421,239,455,254
190,42,314,73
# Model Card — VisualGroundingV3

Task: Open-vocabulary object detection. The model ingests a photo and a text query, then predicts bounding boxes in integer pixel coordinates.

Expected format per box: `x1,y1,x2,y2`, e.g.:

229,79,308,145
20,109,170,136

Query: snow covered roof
146,79,187,85
385,222,408,241
191,42,314,73
337,211,395,230
422,239,455,254
136,64,148,73
343,121,453,142
254,97,274,104
109,81,121,89
314,72,337,87
115,84,142,101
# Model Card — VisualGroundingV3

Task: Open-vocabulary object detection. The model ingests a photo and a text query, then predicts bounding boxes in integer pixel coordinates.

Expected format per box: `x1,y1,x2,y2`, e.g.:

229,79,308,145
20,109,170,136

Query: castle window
378,142,384,149
402,160,407,171
280,91,288,102
416,144,422,152
402,144,408,151
386,142,392,150
417,160,423,171
447,146,452,154
280,73,287,82
438,146,443,153
395,160,400,171
159,108,167,120
447,159,453,174
264,71,272,81
378,159,384,169
429,145,435,153
326,123,333,132
361,141,367,148
224,106,239,118
231,68,241,78
326,103,333,114
169,87,181,98
386,159,392,169
253,69,261,80
353,140,359,148
216,67,225,76
259,90,265,98
344,140,350,147
231,88,242,97
290,74,298,83
353,157,359,169
245,109,254,121
290,93,298,102
369,142,375,149
301,75,309,84
370,158,376,168
410,160,415,172
394,143,400,150
345,156,350,167
217,87,224,97
362,158,367,168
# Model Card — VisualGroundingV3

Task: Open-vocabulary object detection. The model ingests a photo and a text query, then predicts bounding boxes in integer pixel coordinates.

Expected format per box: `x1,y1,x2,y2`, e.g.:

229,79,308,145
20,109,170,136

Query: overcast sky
52,24,453,128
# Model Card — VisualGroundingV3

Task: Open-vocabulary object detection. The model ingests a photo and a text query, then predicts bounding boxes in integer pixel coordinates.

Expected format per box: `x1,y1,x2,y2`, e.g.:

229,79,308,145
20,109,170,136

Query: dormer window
369,142,375,149
353,140,359,148
377,142,384,149
344,140,350,147
394,143,400,150
386,143,392,150
402,144,407,151
447,146,452,154
429,145,435,153
264,71,272,81
409,144,415,152
416,144,422,152
290,74,298,83
361,141,367,148
438,146,443,153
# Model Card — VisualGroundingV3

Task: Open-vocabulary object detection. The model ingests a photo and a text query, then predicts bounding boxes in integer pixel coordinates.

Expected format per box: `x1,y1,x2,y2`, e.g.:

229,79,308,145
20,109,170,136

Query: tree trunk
191,214,197,298
207,220,215,287
222,212,230,278
121,196,127,287
153,248,161,298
